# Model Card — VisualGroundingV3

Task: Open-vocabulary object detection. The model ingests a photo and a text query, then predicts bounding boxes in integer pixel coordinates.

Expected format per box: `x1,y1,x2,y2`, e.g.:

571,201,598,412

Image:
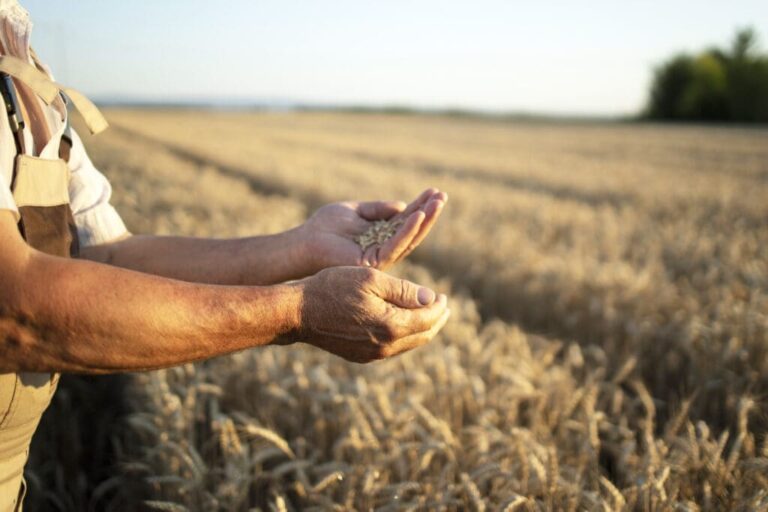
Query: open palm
304,188,447,271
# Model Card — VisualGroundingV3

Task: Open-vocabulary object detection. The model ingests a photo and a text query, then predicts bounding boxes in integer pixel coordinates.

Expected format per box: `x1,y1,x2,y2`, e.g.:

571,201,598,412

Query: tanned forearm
0,235,302,374
79,227,312,286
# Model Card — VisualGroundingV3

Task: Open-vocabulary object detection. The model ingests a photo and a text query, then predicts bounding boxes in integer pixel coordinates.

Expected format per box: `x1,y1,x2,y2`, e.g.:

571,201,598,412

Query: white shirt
0,0,127,246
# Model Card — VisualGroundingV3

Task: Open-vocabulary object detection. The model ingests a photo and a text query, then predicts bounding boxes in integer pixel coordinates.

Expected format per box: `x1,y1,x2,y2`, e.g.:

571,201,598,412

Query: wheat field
24,111,768,511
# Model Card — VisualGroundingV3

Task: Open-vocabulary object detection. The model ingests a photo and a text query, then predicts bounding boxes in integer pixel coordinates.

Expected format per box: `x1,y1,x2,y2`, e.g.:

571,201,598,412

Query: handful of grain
354,219,404,251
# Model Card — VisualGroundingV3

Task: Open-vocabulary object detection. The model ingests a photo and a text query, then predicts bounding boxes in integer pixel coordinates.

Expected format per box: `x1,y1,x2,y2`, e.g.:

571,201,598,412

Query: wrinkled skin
296,266,450,363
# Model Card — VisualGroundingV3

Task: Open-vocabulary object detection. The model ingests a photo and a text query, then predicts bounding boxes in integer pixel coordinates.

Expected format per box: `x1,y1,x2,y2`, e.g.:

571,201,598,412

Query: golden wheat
23,111,768,511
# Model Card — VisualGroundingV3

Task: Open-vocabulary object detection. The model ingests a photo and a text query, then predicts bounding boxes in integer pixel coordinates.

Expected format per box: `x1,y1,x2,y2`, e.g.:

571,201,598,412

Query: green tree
645,28,768,123
647,54,695,120
725,28,768,122
680,52,728,120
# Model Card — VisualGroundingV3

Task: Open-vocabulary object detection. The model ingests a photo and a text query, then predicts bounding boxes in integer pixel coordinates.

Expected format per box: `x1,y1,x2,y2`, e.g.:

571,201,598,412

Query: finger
362,244,378,267
375,293,448,343
390,293,448,334
373,273,440,309
401,198,445,258
357,200,407,221
398,188,440,218
377,210,425,266
383,307,451,358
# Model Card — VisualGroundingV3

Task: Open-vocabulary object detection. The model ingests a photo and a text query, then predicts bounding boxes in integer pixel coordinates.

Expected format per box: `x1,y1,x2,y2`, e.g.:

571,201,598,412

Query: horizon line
92,96,637,122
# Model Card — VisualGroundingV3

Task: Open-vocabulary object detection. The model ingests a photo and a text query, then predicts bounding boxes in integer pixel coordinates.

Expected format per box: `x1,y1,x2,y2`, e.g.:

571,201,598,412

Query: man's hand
80,189,446,286
292,266,450,363
302,188,447,271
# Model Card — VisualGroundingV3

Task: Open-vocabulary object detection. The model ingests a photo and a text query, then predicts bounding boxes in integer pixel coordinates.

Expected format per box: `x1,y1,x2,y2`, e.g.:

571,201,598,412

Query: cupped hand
296,266,450,363
303,188,447,271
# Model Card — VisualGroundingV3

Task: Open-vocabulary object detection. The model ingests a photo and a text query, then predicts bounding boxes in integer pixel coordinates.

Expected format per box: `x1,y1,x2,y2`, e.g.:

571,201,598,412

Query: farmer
0,1,449,509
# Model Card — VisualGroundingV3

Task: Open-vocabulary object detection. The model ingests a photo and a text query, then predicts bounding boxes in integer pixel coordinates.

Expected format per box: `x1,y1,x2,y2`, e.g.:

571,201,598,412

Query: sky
21,0,768,117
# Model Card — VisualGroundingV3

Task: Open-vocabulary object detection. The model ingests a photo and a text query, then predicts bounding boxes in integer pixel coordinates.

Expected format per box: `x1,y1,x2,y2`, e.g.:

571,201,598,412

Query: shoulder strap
58,87,109,135
29,48,67,122
30,48,109,135
0,52,109,135
0,55,59,104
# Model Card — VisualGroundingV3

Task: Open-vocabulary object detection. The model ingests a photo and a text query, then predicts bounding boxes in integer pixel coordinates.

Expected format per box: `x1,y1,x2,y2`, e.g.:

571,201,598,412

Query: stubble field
26,111,768,511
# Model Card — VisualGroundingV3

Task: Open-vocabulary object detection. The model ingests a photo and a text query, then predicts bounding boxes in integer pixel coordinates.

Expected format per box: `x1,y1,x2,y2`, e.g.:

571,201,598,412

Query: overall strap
0,72,26,189
0,55,58,103
0,54,109,135
0,56,82,256
58,87,108,135
27,49,73,161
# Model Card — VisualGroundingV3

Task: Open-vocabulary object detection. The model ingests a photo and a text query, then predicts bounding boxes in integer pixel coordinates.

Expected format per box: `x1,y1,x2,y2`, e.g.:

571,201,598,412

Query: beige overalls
0,54,107,511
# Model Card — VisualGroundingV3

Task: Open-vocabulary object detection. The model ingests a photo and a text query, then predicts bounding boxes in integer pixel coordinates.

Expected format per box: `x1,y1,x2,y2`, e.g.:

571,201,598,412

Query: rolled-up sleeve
67,128,128,247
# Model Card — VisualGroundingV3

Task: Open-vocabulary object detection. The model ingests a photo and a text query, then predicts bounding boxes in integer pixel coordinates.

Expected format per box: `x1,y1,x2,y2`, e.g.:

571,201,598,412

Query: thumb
376,274,436,309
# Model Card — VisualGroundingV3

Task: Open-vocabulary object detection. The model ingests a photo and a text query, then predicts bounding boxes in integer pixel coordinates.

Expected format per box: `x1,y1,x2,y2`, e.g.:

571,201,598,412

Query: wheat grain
242,425,296,459
354,219,404,250
312,471,344,493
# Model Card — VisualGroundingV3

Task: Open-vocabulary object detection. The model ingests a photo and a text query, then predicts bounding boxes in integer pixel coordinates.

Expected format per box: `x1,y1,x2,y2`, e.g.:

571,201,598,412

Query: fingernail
418,287,435,305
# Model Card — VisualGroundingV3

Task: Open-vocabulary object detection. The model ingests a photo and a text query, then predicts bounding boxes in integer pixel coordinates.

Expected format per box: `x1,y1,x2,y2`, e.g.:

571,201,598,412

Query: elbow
0,252,56,373
0,307,41,373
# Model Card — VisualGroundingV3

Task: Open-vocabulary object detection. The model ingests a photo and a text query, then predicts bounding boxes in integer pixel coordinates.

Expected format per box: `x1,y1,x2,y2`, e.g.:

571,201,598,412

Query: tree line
646,28,768,123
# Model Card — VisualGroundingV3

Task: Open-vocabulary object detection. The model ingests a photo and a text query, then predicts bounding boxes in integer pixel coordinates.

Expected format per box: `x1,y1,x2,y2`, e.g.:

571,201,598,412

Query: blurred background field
23,110,768,510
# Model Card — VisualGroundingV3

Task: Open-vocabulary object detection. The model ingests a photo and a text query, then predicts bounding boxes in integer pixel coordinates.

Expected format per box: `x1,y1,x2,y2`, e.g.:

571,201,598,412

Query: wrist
236,226,316,285
292,223,325,275
269,280,305,346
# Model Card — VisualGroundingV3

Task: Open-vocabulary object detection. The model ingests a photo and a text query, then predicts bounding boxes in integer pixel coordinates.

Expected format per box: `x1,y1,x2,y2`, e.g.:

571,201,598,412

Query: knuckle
398,279,409,302
378,323,398,343
358,266,378,286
